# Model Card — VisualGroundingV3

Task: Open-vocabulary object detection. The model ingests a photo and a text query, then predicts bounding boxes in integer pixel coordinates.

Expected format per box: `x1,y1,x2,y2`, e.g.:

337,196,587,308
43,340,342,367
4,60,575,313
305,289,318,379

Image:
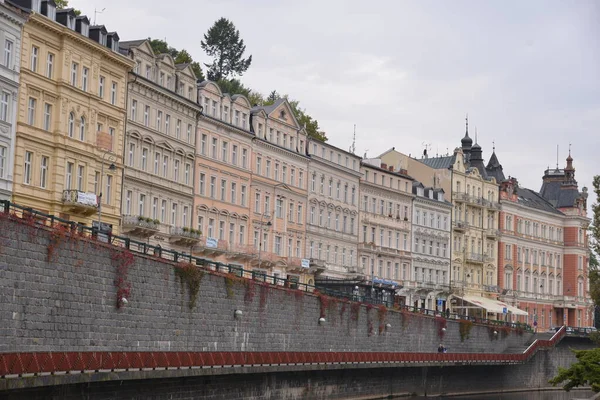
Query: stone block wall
0,217,534,354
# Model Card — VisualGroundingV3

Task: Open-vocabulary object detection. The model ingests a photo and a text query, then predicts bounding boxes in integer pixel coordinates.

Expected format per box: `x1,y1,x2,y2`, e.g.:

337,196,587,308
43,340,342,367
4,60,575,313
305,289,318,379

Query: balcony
251,251,283,268
553,296,578,309
169,226,202,246
452,193,469,202
453,221,468,232
121,215,160,238
61,190,98,216
486,228,500,239
360,213,410,231
466,252,485,264
226,244,256,261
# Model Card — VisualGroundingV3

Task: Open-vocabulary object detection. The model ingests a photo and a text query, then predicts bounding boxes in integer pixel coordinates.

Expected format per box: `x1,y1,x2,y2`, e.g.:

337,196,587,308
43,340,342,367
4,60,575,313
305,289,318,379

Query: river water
413,390,595,399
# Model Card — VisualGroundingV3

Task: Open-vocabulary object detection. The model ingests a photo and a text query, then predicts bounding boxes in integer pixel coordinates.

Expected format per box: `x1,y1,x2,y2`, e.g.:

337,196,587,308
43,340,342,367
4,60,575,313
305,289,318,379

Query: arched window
68,112,74,138
79,117,85,141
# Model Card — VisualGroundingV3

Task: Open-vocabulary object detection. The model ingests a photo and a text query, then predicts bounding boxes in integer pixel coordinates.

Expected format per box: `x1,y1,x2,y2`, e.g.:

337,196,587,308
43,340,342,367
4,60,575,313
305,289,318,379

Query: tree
591,176,600,326
549,348,600,392
148,38,204,81
54,0,81,15
263,93,328,142
215,78,263,106
201,18,252,81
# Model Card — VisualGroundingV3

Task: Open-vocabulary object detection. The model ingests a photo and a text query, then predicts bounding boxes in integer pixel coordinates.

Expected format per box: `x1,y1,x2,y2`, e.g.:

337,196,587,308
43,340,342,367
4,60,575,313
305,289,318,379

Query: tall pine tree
201,18,252,81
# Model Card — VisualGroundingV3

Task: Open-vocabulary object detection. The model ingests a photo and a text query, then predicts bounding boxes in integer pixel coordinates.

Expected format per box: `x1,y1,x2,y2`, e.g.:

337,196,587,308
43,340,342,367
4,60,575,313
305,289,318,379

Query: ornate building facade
118,39,200,251
358,158,413,295
193,81,254,270
0,1,26,201
306,140,361,278
11,1,133,231
497,154,592,329
404,182,452,310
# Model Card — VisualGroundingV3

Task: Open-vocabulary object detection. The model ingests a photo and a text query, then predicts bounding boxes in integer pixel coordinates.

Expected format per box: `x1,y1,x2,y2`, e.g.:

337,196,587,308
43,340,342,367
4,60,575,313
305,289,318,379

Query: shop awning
455,295,528,316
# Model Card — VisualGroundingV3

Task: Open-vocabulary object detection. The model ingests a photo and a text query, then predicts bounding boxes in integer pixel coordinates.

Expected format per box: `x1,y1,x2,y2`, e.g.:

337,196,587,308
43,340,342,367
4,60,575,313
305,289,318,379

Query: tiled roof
251,98,285,115
418,155,455,170
516,187,564,215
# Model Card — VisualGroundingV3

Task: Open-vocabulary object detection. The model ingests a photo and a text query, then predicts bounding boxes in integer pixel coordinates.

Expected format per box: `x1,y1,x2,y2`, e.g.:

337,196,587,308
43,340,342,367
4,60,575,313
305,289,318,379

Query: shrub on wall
459,319,473,342
435,316,447,340
378,305,388,335
110,248,135,309
174,262,205,309
350,302,360,322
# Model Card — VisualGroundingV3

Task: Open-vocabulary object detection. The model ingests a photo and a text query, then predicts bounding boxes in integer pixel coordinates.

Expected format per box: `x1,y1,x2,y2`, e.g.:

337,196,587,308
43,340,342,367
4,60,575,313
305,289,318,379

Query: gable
178,64,196,80
159,54,175,68
137,40,155,58
270,101,300,129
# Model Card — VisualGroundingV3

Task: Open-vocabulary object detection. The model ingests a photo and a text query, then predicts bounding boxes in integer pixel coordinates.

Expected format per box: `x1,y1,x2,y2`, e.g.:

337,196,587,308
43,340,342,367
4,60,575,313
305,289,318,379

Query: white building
306,139,361,278
405,181,452,310
0,1,26,200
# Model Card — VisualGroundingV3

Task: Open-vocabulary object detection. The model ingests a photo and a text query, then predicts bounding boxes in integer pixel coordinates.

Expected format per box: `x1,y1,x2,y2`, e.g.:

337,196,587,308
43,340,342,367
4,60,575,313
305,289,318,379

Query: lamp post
98,150,116,229
257,213,272,268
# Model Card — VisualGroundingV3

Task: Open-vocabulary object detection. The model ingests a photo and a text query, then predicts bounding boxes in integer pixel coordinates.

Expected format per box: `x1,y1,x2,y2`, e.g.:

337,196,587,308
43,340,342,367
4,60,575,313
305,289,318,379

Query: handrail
0,200,533,332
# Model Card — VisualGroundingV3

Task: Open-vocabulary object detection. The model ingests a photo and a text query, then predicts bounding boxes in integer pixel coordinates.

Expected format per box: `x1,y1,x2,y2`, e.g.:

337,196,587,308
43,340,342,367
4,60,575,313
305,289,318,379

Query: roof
251,98,285,115
515,187,564,215
175,63,191,70
119,39,147,50
418,154,456,170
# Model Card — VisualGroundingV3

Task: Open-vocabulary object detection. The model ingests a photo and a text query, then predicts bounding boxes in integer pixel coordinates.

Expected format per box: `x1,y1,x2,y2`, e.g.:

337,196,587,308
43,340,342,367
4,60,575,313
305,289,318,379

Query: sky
73,0,600,212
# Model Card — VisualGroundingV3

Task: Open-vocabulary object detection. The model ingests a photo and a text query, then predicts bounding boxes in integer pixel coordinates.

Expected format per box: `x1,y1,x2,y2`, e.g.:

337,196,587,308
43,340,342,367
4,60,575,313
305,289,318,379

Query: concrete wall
1,338,591,399
0,217,533,354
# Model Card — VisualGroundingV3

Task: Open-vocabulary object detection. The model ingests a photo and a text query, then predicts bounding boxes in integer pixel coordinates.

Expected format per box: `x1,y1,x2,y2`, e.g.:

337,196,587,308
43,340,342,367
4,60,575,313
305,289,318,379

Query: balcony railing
121,215,160,238
169,226,202,246
61,190,98,216
486,228,500,238
466,253,484,263
453,221,468,230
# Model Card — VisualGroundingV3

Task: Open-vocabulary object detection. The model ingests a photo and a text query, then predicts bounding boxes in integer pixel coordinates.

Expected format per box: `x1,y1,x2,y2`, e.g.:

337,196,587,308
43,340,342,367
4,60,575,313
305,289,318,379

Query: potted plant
137,215,144,222
182,226,190,232
153,219,160,225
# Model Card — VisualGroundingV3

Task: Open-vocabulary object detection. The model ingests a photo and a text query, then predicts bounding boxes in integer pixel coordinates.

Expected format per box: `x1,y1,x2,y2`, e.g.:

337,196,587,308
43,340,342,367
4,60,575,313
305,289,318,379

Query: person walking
438,344,445,353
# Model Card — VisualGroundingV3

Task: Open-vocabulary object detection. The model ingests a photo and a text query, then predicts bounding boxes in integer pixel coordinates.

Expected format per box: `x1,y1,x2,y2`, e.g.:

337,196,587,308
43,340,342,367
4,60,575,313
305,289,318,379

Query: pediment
156,140,174,151
136,40,156,58
269,100,300,129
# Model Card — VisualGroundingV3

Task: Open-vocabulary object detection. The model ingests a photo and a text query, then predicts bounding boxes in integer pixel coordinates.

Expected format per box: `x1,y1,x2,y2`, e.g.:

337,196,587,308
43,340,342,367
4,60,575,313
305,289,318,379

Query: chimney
381,163,387,170
388,166,394,172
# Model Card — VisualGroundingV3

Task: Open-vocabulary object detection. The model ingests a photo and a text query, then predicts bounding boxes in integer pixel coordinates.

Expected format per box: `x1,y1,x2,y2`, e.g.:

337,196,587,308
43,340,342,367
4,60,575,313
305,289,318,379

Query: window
175,119,181,139
173,159,179,181
200,134,207,155
111,82,117,105
125,191,132,215
23,151,32,184
211,138,217,158
39,156,48,188
65,162,73,190
159,72,164,86
234,110,240,126
241,185,247,206
156,110,162,131
242,148,248,168
210,176,216,198
77,165,84,191
221,141,228,161
128,143,135,166
276,198,283,218
232,145,238,165
212,100,217,116
71,62,78,86
43,103,52,131
46,53,54,78
161,200,167,222
27,98,36,125
231,182,237,203
144,106,150,126
153,152,160,174
3,39,12,68
172,203,178,226
130,100,137,121
145,65,152,79
199,173,205,195
223,106,229,121
184,163,190,185
98,76,105,98
94,171,99,194
79,117,85,141
141,149,148,171
82,67,89,91
162,155,168,177
220,179,226,201
0,146,4,178
165,115,170,134
31,46,39,72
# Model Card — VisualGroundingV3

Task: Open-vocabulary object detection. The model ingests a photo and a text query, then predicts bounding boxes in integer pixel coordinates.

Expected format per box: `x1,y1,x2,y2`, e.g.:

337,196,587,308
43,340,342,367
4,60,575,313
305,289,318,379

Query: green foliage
174,263,204,309
550,348,600,392
201,18,252,81
148,38,204,81
459,319,473,342
54,0,81,15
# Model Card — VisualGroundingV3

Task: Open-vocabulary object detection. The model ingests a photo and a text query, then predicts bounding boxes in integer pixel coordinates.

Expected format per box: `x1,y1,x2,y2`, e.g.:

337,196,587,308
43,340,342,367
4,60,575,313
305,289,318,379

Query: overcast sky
73,0,599,210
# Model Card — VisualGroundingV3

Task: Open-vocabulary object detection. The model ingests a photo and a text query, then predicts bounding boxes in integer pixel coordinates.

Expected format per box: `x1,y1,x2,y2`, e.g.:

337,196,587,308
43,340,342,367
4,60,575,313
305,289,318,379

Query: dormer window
417,188,424,196
428,191,433,199
159,72,164,86
111,38,119,52
46,3,56,20
438,192,444,201
80,22,89,37
67,15,76,30
279,110,286,120
99,33,106,46
32,0,41,13
145,65,151,79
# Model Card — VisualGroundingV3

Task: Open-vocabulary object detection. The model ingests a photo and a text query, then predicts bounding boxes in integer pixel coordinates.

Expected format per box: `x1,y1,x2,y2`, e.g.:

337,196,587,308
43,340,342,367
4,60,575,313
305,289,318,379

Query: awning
454,295,527,316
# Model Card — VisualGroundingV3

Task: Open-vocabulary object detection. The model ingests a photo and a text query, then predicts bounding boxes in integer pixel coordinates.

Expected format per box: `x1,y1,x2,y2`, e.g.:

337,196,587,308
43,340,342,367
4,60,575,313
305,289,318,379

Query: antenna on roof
93,8,106,25
492,140,495,152
556,144,559,169
350,124,356,155
364,149,369,159
474,126,478,143
568,142,572,156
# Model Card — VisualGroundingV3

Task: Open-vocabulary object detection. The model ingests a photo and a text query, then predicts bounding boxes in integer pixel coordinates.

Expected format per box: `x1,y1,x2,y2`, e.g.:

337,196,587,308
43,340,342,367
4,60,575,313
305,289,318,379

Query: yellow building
12,4,133,233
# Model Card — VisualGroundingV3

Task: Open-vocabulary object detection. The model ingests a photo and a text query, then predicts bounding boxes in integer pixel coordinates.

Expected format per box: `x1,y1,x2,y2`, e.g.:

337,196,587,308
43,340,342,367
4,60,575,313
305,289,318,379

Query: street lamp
98,150,116,229
257,213,272,268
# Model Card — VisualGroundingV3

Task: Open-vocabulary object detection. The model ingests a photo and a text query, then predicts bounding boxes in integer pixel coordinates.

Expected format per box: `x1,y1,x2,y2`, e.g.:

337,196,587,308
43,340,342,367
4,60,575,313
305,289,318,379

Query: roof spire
465,113,469,136
556,144,559,169
492,140,495,153
474,126,478,144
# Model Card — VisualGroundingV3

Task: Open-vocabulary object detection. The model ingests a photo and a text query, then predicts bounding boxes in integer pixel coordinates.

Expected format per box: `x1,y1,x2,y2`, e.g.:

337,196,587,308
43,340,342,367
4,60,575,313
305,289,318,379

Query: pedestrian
445,308,450,318
443,346,448,353
438,344,444,353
